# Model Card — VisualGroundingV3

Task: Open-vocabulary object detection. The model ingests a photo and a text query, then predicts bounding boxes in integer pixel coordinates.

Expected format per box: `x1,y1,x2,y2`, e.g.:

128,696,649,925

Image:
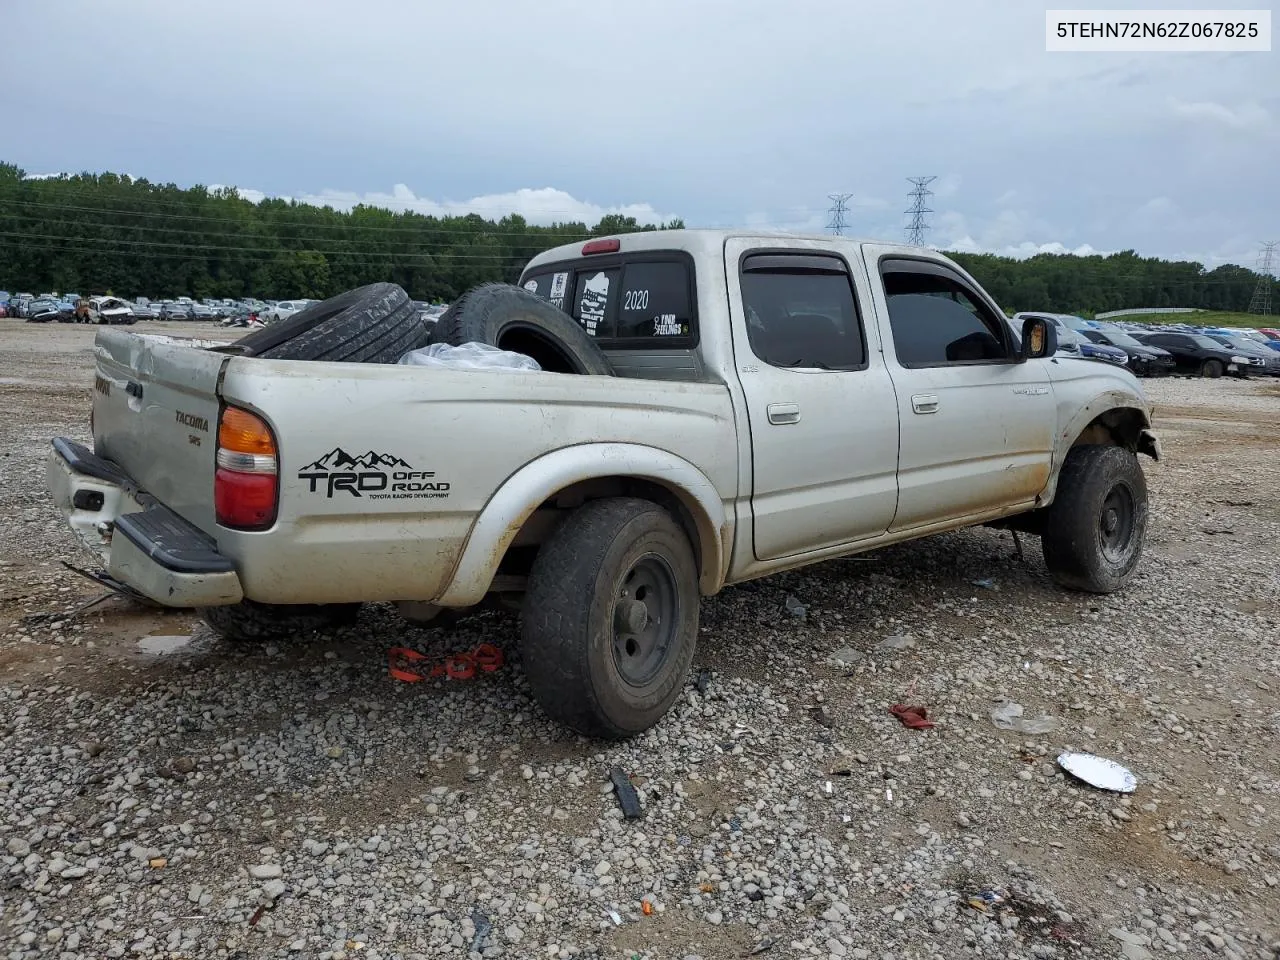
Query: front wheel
1200,358,1224,378
1041,445,1148,594
521,498,699,739
199,599,361,642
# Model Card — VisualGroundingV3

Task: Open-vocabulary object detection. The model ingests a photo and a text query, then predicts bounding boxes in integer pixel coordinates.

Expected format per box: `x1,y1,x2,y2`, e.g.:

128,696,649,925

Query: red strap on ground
889,703,936,729
388,644,505,683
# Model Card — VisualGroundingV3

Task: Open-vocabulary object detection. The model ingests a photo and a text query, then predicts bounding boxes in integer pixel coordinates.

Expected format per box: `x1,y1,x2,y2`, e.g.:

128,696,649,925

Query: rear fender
434,443,728,607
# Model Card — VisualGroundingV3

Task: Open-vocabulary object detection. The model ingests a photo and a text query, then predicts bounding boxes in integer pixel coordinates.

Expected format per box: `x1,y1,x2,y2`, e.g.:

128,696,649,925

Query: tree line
0,162,1268,314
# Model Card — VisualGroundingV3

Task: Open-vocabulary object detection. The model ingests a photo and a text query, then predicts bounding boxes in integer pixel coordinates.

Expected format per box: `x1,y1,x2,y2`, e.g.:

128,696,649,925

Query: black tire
199,599,361,642
1041,445,1148,594
1200,358,1224,379
430,283,614,376
235,284,429,363
521,498,698,739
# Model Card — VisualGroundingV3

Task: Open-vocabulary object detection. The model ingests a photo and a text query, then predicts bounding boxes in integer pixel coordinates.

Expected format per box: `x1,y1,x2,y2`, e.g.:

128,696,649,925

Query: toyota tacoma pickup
47,230,1161,739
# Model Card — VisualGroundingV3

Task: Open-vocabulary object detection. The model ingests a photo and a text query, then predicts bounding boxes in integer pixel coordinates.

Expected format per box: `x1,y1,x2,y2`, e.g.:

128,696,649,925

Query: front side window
881,264,1010,367
739,254,866,370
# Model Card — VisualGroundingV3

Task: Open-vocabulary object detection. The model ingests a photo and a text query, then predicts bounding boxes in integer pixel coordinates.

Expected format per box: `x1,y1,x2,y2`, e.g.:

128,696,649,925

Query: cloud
1167,97,1271,130
209,183,676,227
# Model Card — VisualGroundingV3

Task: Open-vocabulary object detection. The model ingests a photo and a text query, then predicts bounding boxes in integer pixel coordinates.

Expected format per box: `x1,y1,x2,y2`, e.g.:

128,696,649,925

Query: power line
1246,241,1276,315
826,193,853,236
904,176,937,246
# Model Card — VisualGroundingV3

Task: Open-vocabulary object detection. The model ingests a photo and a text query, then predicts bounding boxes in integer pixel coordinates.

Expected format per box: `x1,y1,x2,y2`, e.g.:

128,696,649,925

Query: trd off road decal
298,448,450,500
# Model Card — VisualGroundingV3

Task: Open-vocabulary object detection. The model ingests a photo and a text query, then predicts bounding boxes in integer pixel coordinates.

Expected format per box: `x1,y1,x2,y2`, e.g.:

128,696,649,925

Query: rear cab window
520,252,697,349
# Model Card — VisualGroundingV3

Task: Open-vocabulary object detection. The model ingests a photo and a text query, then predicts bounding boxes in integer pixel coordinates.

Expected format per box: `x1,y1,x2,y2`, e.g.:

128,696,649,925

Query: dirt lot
1,317,1277,960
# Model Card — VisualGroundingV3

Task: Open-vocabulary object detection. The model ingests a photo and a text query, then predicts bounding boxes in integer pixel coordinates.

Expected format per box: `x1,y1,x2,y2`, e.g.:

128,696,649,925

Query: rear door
862,249,1055,531
725,239,900,560
92,329,229,533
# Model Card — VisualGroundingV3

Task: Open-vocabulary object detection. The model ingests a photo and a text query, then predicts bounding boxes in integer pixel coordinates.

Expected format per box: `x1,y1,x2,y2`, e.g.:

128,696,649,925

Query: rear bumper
47,438,243,608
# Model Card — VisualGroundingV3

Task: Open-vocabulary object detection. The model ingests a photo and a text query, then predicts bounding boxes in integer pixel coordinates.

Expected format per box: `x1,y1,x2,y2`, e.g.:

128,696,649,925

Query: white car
260,300,313,324
49,229,1160,740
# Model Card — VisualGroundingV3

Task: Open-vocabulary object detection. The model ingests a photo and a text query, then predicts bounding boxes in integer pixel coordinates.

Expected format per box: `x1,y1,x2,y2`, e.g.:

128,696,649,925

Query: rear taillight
214,406,278,530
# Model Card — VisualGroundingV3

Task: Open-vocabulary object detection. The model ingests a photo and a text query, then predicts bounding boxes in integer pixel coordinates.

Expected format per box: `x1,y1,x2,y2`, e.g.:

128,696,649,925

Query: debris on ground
387,642,504,682
971,578,996,590
1057,752,1138,793
889,703,936,730
829,646,866,666
609,767,644,819
695,668,712,694
784,594,808,619
990,700,1060,734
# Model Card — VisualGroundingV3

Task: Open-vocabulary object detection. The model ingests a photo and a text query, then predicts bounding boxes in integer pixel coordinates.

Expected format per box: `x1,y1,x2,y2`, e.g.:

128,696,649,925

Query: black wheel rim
611,554,679,687
1098,483,1136,564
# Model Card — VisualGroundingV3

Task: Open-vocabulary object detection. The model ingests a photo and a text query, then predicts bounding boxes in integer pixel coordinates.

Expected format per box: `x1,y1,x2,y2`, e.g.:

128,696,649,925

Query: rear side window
522,270,571,311
521,254,698,347
616,262,693,339
739,253,866,370
880,263,1010,367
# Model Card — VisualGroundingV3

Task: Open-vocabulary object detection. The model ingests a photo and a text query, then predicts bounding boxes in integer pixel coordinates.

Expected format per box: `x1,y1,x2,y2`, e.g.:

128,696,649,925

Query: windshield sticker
579,272,609,336
299,447,450,500
549,271,569,310
523,279,539,293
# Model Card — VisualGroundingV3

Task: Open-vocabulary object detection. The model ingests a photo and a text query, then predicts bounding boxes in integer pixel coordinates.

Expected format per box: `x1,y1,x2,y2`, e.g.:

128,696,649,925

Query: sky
1,0,1276,268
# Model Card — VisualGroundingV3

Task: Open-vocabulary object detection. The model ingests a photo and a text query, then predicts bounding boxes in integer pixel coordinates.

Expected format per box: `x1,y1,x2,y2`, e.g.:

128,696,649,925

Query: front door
860,249,1056,532
726,239,901,561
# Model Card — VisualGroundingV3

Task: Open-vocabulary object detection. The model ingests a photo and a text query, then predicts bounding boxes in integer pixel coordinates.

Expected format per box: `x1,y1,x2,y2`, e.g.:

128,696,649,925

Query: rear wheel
521,498,698,739
1200,358,1224,378
1041,445,1148,594
200,600,361,642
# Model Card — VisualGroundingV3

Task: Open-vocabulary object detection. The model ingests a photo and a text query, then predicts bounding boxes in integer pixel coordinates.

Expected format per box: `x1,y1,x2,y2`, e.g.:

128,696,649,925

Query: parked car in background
127,301,158,320
85,296,137,325
190,303,216,320
1080,329,1176,377
160,302,193,321
25,298,62,323
1205,333,1280,376
260,299,311,323
1132,331,1259,378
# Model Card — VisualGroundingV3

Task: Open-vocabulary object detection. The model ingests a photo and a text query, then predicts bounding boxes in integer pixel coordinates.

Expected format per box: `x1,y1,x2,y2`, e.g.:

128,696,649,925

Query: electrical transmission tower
904,176,937,246
1247,241,1277,315
827,193,853,236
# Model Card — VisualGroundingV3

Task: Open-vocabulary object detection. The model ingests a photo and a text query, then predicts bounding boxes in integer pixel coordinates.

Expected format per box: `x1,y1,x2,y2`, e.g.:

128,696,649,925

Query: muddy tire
430,283,614,375
1200,358,1224,379
1041,445,1148,594
235,283,429,363
199,599,361,642
521,498,698,739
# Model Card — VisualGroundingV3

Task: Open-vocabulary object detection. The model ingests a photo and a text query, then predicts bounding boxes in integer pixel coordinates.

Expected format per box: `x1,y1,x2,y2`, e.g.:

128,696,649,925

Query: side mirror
1021,317,1057,360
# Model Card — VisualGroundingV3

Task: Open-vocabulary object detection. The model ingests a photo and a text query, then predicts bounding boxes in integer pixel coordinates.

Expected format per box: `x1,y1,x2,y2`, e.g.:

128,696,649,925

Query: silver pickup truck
48,230,1161,739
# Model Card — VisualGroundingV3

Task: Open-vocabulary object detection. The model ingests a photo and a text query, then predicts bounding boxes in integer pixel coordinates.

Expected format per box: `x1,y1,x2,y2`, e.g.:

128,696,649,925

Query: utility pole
1247,241,1277,315
826,193,853,236
904,176,937,246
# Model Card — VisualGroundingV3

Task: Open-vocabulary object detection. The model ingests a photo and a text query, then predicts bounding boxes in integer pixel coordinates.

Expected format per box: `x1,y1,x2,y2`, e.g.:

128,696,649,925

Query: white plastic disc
1057,752,1137,793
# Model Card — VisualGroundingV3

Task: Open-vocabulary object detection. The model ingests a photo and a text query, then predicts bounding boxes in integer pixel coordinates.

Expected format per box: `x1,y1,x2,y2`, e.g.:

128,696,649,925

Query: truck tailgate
92,328,229,534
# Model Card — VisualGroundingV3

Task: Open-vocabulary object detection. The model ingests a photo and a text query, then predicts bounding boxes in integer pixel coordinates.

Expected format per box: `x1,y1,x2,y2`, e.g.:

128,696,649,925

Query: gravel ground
1,318,1278,960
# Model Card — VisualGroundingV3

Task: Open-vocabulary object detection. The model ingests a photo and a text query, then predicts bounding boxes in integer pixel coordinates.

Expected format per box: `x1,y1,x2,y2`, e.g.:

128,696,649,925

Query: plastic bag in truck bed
397,341,541,372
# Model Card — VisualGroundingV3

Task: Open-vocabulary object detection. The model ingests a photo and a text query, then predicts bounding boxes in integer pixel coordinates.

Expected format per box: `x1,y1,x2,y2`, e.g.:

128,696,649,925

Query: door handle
767,402,800,425
911,394,939,415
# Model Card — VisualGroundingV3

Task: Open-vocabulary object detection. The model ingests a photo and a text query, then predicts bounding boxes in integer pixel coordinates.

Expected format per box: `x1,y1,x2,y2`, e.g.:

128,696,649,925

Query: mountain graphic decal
300,448,412,472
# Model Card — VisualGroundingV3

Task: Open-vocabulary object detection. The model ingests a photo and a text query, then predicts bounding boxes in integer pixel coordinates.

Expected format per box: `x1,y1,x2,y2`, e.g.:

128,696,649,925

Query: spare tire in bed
429,283,614,376
235,283,429,363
